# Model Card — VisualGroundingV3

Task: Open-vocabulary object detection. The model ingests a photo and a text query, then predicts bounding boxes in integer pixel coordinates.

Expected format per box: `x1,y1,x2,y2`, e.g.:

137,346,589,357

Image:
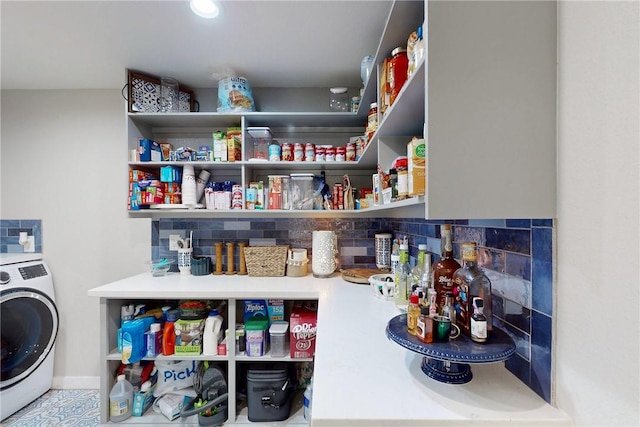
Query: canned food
315,147,325,162
269,144,281,161
336,147,346,162
325,147,336,162
346,142,356,161
305,143,315,162
282,142,293,161
294,143,305,161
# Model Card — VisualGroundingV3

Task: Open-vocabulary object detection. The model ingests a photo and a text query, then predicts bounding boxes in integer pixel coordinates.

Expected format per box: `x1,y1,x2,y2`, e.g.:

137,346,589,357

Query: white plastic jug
109,374,133,422
203,310,223,356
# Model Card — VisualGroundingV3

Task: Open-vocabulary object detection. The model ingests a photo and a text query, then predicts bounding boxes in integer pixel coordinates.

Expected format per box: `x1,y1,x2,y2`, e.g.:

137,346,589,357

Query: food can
346,142,356,161
355,138,365,160
325,147,336,162
351,96,361,112
336,147,346,162
281,142,293,161
315,147,325,162
294,143,305,161
333,184,343,210
367,102,378,140
305,143,315,162
269,143,281,161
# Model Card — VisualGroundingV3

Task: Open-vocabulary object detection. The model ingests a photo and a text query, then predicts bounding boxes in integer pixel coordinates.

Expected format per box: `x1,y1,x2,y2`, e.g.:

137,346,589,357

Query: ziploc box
267,299,285,324
138,138,162,162
290,302,318,359
244,300,268,323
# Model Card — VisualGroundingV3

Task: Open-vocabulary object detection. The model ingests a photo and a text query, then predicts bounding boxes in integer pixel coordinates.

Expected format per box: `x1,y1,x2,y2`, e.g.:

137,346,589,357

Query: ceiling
1,0,393,90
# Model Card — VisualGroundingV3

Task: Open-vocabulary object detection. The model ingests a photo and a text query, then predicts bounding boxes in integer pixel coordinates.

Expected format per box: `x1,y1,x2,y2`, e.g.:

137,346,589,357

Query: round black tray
386,313,516,384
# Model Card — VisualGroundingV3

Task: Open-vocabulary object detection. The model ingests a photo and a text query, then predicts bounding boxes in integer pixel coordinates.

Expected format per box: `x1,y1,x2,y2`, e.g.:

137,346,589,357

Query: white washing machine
0,253,58,421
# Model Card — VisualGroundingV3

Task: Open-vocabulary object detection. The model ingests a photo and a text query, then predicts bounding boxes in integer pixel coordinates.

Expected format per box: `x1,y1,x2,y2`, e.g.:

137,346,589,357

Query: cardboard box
132,381,157,416
290,302,318,359
244,300,268,323
407,137,426,197
138,139,162,162
267,299,285,324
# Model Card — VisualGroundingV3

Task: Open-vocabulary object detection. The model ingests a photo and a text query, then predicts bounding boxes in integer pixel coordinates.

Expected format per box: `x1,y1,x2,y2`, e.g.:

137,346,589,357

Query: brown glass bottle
432,224,461,312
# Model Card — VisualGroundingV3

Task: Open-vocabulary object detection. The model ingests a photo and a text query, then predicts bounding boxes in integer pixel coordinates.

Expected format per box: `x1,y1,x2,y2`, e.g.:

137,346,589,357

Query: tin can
366,102,378,141
294,143,305,161
269,143,281,161
333,184,343,210
305,143,315,162
346,142,356,161
336,147,346,162
315,147,325,162
281,142,293,161
350,96,361,112
325,147,336,162
355,138,365,160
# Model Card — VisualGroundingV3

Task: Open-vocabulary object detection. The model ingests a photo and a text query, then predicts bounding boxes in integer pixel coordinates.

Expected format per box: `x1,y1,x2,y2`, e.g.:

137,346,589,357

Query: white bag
153,359,198,398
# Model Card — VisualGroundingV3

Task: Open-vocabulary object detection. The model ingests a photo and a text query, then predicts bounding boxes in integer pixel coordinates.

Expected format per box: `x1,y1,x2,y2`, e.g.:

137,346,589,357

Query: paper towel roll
196,170,211,203
182,165,197,206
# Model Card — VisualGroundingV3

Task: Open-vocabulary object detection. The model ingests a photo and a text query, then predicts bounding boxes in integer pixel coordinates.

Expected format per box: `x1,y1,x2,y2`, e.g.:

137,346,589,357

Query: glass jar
329,87,349,112
389,47,409,106
366,102,378,141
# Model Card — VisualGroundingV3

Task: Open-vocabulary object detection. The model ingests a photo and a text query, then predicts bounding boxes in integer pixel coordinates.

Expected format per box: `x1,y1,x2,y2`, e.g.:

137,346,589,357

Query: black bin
246,367,293,422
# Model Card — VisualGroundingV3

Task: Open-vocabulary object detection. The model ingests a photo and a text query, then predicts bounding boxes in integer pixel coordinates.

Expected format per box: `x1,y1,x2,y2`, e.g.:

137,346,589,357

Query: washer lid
0,253,43,266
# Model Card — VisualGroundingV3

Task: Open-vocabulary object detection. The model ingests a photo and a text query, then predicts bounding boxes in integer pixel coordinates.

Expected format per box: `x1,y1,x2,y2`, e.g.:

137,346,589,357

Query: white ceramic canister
312,231,338,278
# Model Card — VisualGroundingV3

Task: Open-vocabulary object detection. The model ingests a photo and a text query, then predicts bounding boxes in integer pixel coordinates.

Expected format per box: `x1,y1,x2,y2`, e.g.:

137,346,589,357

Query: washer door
1,289,59,389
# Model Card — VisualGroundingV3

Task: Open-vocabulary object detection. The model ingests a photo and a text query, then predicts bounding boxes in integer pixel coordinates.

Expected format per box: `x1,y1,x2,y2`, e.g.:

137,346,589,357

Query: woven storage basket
243,245,289,277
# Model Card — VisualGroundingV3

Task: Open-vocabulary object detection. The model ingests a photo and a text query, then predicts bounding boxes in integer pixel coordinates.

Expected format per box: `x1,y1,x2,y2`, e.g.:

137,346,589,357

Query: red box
290,302,318,359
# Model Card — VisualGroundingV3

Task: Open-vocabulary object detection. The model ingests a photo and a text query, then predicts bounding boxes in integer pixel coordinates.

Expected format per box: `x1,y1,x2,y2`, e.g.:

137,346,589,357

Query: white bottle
303,378,313,423
203,310,224,356
109,374,133,423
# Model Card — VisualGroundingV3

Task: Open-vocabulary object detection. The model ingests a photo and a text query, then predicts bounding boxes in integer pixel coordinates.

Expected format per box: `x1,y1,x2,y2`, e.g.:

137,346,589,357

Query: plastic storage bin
269,321,289,357
246,367,293,422
247,127,273,160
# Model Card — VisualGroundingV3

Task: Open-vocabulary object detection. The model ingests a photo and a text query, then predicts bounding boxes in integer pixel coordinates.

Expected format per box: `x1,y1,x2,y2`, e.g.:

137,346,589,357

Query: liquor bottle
441,292,456,325
394,243,411,308
407,294,420,336
432,224,461,312
410,244,430,291
451,242,493,338
416,306,433,343
470,297,488,343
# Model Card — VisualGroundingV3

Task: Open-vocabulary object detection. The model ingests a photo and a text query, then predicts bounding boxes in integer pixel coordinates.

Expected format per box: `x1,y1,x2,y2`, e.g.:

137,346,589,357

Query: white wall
0,89,150,388
556,1,639,425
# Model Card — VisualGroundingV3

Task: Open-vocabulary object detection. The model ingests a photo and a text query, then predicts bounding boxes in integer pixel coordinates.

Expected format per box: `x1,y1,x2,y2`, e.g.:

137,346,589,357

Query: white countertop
88,273,571,426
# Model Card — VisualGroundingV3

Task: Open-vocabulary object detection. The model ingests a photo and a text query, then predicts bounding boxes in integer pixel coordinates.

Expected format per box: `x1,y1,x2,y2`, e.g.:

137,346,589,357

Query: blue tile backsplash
0,219,43,253
151,216,555,403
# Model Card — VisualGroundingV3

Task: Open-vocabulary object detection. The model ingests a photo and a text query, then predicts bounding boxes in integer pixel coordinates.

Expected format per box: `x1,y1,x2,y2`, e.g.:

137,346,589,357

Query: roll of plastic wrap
182,165,197,206
196,170,211,203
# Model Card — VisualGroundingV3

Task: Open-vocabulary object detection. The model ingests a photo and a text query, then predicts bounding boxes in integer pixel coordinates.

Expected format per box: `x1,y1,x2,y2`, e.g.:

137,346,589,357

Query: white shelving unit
98,295,315,425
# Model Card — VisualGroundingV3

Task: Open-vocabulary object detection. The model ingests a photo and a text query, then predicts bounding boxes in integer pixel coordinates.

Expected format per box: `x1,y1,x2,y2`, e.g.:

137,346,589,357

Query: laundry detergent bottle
202,309,224,356
162,309,180,356
109,374,133,422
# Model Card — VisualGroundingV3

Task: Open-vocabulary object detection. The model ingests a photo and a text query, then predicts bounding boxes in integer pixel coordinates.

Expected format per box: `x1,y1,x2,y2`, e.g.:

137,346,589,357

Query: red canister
389,47,408,106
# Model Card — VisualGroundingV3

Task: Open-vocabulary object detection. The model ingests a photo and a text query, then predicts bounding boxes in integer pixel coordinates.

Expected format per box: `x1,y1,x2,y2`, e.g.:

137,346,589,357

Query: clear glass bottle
432,224,461,312
470,297,488,343
441,292,456,325
394,243,410,308
451,242,493,338
410,244,429,290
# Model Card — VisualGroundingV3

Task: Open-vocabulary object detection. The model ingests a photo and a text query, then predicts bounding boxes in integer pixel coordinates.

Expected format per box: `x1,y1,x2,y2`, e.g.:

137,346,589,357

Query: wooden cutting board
340,268,390,284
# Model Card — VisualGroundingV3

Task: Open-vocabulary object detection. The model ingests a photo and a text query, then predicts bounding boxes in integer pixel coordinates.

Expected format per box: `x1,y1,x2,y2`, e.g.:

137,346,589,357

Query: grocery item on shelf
217,76,255,112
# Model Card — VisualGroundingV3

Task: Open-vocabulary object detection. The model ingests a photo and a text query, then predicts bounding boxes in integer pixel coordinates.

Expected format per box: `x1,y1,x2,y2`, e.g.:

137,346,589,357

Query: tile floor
1,389,99,426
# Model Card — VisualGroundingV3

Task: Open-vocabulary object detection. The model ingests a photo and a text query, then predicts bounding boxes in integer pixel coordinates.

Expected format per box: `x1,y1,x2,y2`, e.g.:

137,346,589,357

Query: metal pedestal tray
386,314,516,384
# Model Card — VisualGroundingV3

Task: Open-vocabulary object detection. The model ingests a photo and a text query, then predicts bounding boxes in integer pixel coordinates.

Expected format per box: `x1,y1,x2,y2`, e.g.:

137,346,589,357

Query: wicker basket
243,245,289,277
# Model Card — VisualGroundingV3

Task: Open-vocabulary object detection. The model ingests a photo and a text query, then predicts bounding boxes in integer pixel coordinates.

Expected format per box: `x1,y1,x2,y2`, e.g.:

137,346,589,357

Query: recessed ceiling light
190,0,220,19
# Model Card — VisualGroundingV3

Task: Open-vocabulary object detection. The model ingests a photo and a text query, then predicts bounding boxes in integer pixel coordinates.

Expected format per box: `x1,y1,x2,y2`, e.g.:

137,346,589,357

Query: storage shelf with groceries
127,125,425,216
105,298,317,424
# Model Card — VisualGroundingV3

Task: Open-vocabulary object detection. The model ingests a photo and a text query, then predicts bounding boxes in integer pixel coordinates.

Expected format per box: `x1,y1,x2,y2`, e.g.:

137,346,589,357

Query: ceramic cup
433,315,461,342
177,248,193,275
375,233,392,270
